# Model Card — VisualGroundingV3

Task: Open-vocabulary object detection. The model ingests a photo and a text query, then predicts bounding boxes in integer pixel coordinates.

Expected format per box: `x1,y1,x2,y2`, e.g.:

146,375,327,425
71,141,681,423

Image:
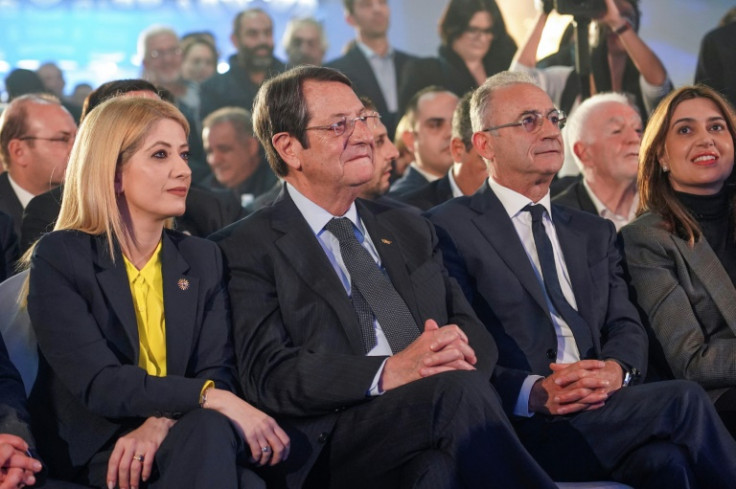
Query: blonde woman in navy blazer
27,97,289,489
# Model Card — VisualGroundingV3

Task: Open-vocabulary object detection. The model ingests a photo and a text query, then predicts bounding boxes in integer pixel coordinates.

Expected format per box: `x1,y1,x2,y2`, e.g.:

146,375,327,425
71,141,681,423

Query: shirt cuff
367,358,390,396
513,375,545,417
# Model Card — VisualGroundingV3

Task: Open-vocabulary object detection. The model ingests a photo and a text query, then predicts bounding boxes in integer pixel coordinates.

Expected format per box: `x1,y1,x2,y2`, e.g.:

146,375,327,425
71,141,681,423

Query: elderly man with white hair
553,92,642,230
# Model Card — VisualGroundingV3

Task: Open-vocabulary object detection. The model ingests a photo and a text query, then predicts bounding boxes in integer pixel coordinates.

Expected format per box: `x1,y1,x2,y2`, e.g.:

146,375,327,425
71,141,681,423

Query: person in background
402,91,488,210
27,96,288,489
179,34,219,126
282,17,327,67
137,25,209,183
390,113,413,182
694,7,736,109
36,63,82,123
0,94,77,237
621,85,736,438
326,0,417,139
199,8,286,121
202,106,278,208
553,92,642,230
512,0,671,120
388,87,458,197
398,0,516,113
357,96,401,201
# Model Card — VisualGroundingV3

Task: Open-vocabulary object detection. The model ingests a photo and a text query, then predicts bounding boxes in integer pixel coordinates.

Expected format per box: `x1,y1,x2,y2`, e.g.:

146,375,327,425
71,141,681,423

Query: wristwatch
621,367,641,387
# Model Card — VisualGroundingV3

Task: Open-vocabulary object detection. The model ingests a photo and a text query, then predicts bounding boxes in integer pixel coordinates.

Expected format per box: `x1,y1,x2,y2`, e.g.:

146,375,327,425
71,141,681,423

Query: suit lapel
93,236,138,363
470,186,550,314
161,232,198,375
272,193,366,354
358,200,422,329
575,182,599,215
347,45,387,112
672,236,736,336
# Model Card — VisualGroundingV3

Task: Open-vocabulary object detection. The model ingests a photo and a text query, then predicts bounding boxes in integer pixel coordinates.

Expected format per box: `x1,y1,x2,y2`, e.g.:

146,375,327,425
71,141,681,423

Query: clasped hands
381,319,477,391
0,434,42,489
530,359,624,416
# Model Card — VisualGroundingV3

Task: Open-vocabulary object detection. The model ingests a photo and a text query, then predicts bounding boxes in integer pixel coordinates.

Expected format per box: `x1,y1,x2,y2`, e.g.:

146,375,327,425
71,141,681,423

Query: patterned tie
325,217,420,354
524,204,594,358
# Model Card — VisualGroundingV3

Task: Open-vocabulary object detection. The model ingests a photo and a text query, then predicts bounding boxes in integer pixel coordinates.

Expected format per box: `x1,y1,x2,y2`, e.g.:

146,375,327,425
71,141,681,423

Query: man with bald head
0,94,76,236
554,93,642,230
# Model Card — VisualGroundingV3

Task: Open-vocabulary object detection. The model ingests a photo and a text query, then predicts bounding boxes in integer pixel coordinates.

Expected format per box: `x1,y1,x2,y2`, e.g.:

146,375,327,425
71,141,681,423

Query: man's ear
272,133,302,171
401,129,416,154
572,141,593,169
472,132,494,163
345,12,357,29
450,137,466,164
7,139,27,168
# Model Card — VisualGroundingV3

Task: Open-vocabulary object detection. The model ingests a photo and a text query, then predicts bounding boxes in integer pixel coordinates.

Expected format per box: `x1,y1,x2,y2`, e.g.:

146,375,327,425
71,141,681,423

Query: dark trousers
516,380,736,489
81,409,264,489
307,370,557,489
714,386,736,439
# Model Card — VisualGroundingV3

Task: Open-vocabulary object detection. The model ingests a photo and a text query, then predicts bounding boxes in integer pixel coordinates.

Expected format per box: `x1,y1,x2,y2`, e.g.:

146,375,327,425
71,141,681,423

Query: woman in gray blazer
26,97,288,488
621,84,736,437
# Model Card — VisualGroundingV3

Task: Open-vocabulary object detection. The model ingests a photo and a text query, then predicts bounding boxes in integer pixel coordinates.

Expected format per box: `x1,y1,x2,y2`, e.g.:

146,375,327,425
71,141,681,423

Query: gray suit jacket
620,211,736,402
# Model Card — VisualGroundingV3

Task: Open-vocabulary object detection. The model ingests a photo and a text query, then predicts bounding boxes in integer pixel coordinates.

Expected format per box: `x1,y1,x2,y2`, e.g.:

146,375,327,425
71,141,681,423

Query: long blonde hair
56,96,189,258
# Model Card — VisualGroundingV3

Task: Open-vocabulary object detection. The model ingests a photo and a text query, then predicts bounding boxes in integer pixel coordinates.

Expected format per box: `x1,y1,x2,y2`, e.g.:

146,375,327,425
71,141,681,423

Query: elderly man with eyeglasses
210,65,559,489
427,71,736,488
0,93,76,237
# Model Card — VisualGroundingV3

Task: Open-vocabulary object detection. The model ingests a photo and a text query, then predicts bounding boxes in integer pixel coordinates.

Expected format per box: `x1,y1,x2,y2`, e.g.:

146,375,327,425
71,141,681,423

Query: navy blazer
211,188,496,488
427,184,647,414
552,179,598,216
27,230,237,478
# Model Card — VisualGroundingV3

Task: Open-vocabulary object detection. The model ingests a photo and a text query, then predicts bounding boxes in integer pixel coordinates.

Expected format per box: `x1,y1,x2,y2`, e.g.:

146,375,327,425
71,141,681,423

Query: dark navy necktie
325,217,419,354
524,204,594,358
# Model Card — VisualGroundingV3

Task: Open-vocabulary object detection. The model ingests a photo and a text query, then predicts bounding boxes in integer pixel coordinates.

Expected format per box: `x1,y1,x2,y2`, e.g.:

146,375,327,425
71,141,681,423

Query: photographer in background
512,0,671,121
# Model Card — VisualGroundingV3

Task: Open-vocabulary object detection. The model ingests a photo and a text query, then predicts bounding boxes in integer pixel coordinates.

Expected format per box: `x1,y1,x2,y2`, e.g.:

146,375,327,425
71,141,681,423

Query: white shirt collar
355,40,394,60
7,173,36,209
487,177,552,220
286,182,361,236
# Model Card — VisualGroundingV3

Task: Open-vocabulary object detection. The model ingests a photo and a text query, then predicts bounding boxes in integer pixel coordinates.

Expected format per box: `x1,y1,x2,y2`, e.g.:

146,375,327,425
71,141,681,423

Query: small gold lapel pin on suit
177,278,190,291
381,238,392,245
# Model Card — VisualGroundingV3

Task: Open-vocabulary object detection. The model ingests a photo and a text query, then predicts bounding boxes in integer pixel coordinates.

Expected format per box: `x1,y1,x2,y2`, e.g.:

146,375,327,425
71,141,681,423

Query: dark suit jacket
21,185,243,251
200,54,286,121
27,230,237,478
326,43,417,138
387,165,429,198
210,189,497,488
0,172,24,237
427,184,647,414
399,173,453,211
620,212,736,402
695,22,736,109
552,179,597,215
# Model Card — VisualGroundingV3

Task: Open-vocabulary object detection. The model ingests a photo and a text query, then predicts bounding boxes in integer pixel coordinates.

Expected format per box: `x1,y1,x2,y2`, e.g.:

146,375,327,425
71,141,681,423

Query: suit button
317,432,329,444
546,348,556,360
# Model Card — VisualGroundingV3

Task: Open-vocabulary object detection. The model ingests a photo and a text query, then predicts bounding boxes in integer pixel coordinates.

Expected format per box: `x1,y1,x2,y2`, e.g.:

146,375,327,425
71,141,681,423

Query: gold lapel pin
380,238,392,245
177,278,190,291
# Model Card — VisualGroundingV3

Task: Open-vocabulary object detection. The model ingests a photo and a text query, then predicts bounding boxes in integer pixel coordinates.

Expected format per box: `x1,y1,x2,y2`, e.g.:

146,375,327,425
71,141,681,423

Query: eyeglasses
481,110,566,134
150,47,182,59
464,26,494,38
18,135,75,145
306,113,381,137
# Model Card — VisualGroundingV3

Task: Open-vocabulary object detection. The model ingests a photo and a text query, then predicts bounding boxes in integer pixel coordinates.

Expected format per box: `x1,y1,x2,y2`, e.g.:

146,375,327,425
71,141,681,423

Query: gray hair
281,17,328,53
137,25,178,60
470,71,537,134
565,92,637,170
